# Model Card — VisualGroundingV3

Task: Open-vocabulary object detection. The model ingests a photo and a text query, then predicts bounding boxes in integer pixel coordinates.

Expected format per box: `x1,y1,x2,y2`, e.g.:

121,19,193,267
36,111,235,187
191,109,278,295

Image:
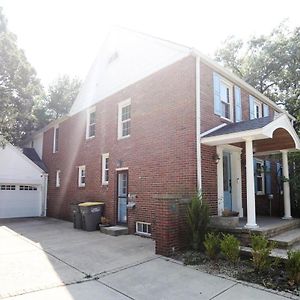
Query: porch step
269,228,300,249
100,226,128,236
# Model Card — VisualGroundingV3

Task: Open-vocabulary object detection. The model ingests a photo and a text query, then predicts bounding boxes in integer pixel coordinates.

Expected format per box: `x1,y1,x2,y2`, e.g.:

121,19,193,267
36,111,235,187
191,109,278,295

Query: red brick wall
43,56,198,239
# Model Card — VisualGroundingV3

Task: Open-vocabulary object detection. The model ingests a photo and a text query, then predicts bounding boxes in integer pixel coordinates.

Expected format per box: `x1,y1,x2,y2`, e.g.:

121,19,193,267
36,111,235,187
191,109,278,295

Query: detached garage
0,142,48,218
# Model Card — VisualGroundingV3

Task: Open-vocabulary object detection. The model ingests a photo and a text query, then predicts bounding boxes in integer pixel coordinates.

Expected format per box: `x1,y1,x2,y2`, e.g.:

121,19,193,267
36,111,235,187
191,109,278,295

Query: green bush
204,232,220,260
286,250,300,285
220,234,240,264
186,193,210,250
250,234,276,272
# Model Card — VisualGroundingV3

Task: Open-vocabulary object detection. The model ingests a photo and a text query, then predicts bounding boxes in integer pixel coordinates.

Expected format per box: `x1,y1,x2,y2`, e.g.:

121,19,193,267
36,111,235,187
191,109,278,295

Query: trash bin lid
78,202,104,207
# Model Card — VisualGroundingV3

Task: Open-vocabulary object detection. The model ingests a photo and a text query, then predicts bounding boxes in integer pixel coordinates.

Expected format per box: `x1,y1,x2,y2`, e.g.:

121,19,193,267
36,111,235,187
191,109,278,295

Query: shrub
286,250,300,285
250,234,276,272
186,193,210,250
220,234,240,264
204,232,220,260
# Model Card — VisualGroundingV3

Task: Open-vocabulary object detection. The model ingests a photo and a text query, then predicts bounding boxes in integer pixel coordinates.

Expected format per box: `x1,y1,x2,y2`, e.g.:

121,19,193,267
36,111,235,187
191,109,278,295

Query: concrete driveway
0,218,291,300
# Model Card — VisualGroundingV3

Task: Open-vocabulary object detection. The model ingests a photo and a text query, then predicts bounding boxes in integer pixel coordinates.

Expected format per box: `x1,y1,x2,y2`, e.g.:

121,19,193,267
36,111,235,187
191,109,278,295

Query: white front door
0,184,42,218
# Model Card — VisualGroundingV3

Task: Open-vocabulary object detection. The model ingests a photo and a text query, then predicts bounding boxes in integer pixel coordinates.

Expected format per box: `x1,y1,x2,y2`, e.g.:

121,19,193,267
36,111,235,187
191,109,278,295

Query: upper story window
102,153,109,185
53,125,59,153
220,80,233,120
56,170,61,188
78,165,86,187
213,73,233,122
249,96,270,119
86,107,96,139
118,99,131,139
254,100,262,119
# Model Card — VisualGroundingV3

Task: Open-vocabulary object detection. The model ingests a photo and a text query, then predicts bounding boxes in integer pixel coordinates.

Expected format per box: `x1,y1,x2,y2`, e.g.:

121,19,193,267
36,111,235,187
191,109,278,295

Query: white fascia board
201,124,227,137
201,128,268,146
191,49,295,121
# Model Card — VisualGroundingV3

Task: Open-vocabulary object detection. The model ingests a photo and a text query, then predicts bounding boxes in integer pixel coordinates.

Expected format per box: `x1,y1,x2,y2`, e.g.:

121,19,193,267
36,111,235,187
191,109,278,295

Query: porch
209,216,300,248
202,114,300,229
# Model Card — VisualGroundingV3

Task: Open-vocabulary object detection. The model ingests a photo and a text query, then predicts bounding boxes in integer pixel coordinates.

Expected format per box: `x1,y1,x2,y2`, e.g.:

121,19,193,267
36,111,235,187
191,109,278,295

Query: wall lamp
212,153,221,164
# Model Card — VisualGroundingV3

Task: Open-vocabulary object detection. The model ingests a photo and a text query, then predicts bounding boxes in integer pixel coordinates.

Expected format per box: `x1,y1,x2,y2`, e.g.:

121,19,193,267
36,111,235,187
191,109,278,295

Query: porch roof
201,114,300,152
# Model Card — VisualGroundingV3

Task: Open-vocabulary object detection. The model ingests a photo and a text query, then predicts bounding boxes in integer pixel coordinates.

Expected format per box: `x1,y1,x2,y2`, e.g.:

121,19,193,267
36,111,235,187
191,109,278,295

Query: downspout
42,174,48,216
196,56,202,191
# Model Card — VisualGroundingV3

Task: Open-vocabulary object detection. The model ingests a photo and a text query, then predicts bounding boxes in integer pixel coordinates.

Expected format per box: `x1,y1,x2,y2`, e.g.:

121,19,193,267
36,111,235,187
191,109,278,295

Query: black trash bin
70,203,83,229
79,202,104,231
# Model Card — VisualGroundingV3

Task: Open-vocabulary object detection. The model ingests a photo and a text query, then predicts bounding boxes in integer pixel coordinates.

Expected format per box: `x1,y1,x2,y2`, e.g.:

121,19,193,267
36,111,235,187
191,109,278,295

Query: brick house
27,28,300,255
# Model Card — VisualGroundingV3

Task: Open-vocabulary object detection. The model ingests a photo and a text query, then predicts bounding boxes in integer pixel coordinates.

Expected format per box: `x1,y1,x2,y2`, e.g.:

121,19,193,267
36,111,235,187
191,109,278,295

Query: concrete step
262,219,300,238
269,228,300,249
100,226,128,236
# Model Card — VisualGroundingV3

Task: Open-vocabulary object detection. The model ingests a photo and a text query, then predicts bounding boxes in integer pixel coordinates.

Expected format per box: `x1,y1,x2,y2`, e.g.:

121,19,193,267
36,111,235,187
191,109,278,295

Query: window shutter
265,160,272,194
253,158,258,193
213,72,221,116
234,86,242,122
263,104,269,117
249,96,255,120
276,162,282,192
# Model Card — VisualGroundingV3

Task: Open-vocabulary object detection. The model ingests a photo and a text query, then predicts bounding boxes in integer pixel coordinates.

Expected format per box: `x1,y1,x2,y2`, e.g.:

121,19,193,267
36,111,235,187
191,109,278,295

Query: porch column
281,150,292,219
245,139,258,228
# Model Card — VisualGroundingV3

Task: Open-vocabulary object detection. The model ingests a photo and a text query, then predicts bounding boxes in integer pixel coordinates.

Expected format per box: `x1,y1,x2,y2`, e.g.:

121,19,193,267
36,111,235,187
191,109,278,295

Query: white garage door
0,184,42,218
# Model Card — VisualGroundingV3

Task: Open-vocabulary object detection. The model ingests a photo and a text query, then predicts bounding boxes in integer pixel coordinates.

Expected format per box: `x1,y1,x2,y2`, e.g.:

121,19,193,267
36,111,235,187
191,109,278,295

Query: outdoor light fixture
213,153,220,164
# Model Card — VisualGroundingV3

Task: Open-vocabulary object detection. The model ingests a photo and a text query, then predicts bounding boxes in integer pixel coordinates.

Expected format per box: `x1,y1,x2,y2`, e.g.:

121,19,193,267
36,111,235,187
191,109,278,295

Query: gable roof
70,27,191,115
23,148,48,172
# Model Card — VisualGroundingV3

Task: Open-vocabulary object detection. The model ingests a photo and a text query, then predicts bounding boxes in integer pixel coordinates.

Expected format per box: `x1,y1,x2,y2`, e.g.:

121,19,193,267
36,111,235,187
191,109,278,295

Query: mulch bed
175,251,300,297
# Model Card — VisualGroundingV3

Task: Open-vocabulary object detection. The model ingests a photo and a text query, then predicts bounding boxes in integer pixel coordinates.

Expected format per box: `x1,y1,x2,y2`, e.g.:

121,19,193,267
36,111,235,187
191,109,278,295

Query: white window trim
102,153,109,185
220,78,234,122
254,99,263,119
78,165,86,187
256,159,265,195
118,98,131,140
136,221,151,237
86,106,96,139
53,125,59,153
56,170,61,187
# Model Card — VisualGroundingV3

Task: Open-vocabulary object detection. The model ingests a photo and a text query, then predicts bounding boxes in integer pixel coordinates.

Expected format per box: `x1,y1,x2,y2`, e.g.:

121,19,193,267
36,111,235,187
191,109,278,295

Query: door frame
116,170,128,224
217,145,243,217
223,151,232,211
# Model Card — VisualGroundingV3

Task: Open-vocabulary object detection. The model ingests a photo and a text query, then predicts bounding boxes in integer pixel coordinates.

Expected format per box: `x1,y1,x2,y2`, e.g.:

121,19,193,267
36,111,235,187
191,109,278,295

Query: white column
245,139,258,228
281,150,292,219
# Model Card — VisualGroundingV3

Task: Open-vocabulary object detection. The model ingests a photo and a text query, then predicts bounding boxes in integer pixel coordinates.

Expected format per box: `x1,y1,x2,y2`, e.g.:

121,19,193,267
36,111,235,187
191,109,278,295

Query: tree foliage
215,22,300,133
0,7,81,145
0,7,43,145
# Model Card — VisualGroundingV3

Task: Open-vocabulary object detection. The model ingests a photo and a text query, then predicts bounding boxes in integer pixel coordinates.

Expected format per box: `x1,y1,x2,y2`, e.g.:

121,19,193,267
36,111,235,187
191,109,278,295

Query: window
118,99,131,139
19,185,37,191
86,107,96,139
53,125,59,153
102,153,109,185
254,100,262,119
56,170,61,187
1,185,16,190
136,222,151,236
219,80,233,121
255,159,265,195
78,165,86,187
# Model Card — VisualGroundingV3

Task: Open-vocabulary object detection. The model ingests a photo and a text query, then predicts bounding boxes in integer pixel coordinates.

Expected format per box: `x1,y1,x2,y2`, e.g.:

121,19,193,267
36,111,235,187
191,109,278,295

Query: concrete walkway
0,218,294,300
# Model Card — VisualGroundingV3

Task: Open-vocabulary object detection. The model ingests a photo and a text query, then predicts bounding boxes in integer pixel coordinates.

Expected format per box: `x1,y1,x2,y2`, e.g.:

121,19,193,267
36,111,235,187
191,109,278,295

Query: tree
46,75,81,119
215,22,300,133
0,7,43,145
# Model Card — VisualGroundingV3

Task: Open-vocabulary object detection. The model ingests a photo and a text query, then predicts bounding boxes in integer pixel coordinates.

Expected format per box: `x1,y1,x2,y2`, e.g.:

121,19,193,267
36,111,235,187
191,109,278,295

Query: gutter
195,56,202,191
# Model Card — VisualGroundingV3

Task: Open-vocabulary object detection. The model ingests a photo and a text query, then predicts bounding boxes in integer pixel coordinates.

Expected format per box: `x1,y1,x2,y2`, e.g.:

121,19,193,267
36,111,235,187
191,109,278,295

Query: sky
1,0,300,88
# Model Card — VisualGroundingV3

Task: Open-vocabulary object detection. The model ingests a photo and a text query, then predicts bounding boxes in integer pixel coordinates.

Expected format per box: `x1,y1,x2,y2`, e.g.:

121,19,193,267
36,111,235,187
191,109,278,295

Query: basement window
136,222,151,236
